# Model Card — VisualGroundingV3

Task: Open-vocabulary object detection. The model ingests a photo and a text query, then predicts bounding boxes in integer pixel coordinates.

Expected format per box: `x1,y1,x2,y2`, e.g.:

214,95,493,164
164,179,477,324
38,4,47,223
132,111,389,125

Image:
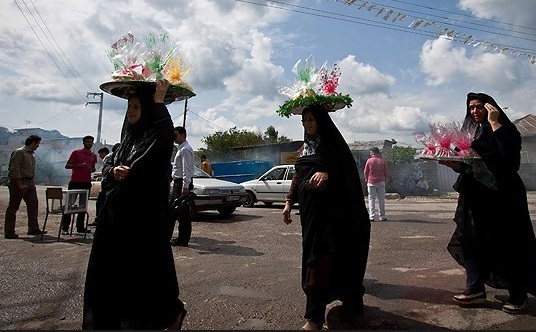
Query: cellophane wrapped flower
163,57,193,91
106,31,192,89
451,126,478,157
413,131,436,155
277,56,353,117
108,32,145,80
142,32,175,80
318,63,340,95
414,121,481,160
279,55,319,100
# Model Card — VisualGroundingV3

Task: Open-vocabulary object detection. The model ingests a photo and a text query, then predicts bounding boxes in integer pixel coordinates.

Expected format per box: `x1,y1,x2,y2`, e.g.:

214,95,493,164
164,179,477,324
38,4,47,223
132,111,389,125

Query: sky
1,0,535,150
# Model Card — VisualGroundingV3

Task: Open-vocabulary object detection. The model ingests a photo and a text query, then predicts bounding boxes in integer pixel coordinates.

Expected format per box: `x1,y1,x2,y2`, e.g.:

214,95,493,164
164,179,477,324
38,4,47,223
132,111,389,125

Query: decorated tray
418,155,481,162
100,81,195,104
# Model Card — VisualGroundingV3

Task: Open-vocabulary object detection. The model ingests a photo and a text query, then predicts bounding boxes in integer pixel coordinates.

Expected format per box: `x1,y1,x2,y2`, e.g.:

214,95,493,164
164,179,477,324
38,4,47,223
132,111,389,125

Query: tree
202,127,264,160
393,145,417,164
202,126,292,160
263,125,291,144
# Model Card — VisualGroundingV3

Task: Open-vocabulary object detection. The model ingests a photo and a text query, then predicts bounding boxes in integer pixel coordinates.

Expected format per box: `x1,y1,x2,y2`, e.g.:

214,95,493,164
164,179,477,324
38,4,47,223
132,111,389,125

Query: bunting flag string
332,0,536,65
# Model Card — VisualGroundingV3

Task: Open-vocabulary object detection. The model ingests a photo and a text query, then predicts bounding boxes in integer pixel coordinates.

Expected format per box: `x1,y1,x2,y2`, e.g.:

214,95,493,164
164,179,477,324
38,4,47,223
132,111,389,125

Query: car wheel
217,206,236,217
243,191,256,207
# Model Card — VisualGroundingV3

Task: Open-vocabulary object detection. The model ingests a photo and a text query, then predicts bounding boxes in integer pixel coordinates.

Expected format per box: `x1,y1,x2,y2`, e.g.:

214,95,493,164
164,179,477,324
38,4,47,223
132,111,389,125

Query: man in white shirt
170,126,195,247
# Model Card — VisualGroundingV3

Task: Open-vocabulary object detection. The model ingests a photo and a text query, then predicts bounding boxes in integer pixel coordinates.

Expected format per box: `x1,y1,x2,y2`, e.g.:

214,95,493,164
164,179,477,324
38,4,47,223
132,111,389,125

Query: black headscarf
461,92,515,138
460,92,520,188
114,89,160,168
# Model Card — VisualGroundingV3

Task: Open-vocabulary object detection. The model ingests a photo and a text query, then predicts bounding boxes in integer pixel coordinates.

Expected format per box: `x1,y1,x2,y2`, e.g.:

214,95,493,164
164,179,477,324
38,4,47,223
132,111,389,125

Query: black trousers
61,182,91,231
169,179,194,244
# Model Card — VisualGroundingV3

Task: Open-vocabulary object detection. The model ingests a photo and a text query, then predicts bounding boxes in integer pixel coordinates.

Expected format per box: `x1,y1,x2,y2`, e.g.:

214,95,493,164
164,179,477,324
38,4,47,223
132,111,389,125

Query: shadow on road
326,304,449,330
192,212,264,224
184,236,264,257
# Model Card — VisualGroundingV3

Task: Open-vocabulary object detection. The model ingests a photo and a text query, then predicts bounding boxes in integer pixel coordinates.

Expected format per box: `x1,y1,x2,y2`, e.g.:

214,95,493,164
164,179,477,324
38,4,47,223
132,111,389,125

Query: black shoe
77,228,92,234
453,290,486,305
27,229,47,235
5,233,19,239
170,238,189,247
502,299,527,314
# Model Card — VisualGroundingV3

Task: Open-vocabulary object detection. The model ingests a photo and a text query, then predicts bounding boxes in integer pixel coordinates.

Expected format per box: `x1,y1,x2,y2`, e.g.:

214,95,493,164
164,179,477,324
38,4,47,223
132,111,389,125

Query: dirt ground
1,185,536,330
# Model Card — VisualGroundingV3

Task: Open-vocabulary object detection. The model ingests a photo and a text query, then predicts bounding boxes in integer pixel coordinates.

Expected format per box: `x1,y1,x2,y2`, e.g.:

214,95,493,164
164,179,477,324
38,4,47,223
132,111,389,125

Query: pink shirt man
364,152,388,184
67,148,97,183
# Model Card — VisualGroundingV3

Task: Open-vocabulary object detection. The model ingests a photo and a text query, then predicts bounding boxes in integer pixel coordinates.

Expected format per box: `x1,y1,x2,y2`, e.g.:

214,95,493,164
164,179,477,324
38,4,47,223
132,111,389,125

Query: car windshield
193,166,212,178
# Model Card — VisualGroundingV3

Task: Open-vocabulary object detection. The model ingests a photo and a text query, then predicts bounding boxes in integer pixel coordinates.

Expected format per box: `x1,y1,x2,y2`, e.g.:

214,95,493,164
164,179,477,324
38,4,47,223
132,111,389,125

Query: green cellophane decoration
144,32,174,80
276,94,353,118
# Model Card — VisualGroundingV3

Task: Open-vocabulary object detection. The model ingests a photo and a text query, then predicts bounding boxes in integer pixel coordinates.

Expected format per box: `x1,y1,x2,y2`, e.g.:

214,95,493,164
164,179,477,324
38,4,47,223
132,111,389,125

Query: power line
334,0,536,54
232,0,448,41
231,0,536,58
27,0,94,91
342,0,536,44
13,0,86,100
388,0,536,34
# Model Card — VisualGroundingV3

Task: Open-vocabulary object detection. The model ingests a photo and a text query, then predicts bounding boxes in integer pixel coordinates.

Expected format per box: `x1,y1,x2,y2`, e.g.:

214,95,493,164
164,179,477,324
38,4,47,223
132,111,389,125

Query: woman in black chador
82,80,187,329
282,104,371,329
441,92,536,314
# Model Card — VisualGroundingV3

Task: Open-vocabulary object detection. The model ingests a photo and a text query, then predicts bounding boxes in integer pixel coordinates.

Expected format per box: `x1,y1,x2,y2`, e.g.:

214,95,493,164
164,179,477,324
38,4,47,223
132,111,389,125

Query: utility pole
182,98,188,128
86,92,104,150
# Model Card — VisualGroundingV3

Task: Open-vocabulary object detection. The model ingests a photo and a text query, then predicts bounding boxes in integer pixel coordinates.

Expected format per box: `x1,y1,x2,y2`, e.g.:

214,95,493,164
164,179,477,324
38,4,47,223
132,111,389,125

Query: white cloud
458,0,536,26
419,36,531,93
1,0,535,152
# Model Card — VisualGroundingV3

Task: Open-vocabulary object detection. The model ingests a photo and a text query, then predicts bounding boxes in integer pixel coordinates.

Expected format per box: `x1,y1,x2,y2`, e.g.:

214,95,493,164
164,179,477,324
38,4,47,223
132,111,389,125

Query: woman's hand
485,103,502,131
112,164,131,181
282,202,293,225
154,79,170,103
308,171,328,188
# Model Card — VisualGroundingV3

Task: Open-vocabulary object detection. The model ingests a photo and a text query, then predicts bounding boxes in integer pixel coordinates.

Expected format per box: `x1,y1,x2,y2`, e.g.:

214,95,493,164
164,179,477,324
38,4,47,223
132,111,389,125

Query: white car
240,165,295,207
189,166,247,216
90,167,247,217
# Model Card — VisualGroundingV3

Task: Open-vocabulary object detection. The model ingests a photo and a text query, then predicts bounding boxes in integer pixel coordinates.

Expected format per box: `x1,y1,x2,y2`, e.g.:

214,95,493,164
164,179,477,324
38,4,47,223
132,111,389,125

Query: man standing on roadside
200,154,213,176
364,146,389,222
169,126,194,247
61,135,97,234
4,135,45,239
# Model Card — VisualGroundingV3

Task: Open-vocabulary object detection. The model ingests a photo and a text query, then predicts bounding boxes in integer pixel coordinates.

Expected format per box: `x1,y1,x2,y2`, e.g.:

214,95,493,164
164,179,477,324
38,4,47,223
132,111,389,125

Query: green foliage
263,126,291,144
276,94,353,117
202,127,263,160
393,145,417,164
202,126,291,160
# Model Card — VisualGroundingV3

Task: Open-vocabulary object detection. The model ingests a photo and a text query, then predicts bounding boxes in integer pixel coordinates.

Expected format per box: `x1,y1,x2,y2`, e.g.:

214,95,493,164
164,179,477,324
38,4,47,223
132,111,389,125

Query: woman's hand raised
154,79,170,103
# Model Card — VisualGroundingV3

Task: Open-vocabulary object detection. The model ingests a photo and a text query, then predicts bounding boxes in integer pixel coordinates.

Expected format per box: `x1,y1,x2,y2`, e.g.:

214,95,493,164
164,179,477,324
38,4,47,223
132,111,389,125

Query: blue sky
1,0,535,149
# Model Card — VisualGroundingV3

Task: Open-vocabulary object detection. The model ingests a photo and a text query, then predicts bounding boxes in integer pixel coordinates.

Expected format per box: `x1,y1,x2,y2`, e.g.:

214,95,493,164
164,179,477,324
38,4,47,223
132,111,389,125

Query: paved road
1,185,536,330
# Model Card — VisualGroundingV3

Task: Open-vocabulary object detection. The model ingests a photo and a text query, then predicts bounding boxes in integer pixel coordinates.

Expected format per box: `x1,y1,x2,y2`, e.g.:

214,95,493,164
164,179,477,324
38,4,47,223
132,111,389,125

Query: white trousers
367,181,386,220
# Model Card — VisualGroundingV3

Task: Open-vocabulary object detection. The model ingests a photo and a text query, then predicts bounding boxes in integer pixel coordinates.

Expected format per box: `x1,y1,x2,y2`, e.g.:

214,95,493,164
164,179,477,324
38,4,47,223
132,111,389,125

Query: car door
282,166,295,199
254,166,287,202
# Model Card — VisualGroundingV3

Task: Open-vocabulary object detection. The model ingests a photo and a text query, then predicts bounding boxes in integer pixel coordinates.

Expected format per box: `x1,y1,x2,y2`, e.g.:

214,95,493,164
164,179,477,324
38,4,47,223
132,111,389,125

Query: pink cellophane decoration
430,123,454,157
413,131,437,155
414,121,480,160
451,126,478,157
318,63,341,95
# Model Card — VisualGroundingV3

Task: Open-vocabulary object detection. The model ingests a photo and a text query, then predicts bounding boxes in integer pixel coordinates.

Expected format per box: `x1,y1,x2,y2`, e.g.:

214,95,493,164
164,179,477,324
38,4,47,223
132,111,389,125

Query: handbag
171,192,196,219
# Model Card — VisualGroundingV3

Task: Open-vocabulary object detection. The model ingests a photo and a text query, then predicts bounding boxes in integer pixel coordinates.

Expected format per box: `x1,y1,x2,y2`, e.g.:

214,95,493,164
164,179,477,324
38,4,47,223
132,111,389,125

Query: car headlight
203,189,222,195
